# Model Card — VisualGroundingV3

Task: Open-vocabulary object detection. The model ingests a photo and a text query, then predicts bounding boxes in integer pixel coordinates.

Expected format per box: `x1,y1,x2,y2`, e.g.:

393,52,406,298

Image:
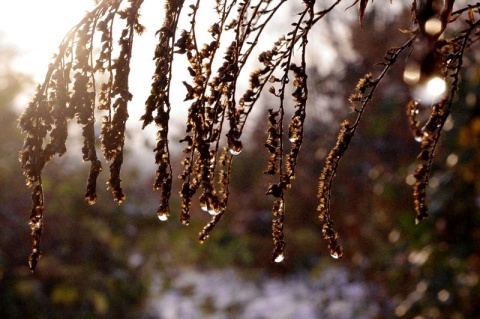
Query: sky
0,1,97,83
0,0,169,173
0,0,167,107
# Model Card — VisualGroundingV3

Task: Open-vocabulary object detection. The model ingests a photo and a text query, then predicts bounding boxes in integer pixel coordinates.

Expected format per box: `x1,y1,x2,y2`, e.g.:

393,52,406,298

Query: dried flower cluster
405,1,476,224
19,0,479,270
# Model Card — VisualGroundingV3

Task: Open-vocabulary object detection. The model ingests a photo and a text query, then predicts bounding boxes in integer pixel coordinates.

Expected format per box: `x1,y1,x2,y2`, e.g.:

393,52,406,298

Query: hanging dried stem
317,38,414,259
264,1,315,262
408,12,480,223
143,0,185,221
18,0,145,270
19,0,478,270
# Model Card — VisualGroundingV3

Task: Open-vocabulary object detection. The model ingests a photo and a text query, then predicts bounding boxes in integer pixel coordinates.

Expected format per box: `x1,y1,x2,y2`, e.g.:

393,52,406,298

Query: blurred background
0,1,479,318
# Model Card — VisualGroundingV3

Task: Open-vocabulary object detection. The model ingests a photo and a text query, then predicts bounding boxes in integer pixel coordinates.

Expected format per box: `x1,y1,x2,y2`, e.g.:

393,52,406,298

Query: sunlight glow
0,1,96,83
425,18,442,36
388,229,401,243
405,174,416,186
426,77,446,97
408,247,431,265
446,153,458,167
403,64,421,85
437,290,450,303
411,76,447,104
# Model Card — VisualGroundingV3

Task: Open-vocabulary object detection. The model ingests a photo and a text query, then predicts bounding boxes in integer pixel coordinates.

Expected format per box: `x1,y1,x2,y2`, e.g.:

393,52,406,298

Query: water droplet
156,204,170,222
85,195,98,205
157,213,168,221
330,251,341,259
330,245,344,259
207,203,221,216
207,210,220,216
289,132,299,143
199,234,209,244
229,140,243,155
199,195,208,212
274,254,285,263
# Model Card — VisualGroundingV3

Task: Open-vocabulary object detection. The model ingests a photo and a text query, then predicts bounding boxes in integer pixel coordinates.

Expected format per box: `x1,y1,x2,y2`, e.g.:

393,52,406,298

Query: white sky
0,1,98,83
1,0,176,133
0,0,167,111
0,0,170,174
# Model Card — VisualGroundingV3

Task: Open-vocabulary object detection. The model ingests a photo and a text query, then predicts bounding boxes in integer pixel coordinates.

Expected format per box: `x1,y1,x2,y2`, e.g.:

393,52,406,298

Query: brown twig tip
28,184,44,271
272,199,286,263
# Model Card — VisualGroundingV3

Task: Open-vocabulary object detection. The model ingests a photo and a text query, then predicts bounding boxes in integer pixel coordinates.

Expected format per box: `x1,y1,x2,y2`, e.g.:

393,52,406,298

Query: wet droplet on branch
156,204,170,222
274,253,285,263
85,194,98,205
157,214,168,221
289,131,300,143
329,245,344,259
207,203,221,216
228,140,243,155
199,195,208,212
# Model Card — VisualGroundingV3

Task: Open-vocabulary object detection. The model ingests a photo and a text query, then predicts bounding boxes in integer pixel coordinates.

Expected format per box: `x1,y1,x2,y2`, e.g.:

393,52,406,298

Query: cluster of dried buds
18,0,479,271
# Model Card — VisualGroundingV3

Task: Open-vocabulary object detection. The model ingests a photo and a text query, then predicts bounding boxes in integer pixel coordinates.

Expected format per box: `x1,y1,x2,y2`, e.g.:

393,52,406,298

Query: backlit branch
19,0,477,270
